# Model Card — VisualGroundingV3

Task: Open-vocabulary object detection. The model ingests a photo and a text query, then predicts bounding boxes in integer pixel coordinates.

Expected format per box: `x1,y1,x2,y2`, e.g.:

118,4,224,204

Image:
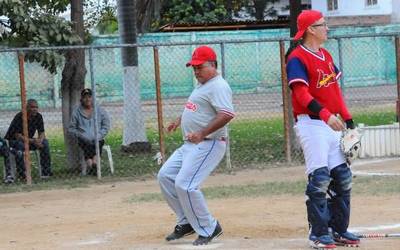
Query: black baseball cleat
165,224,195,241
193,221,223,246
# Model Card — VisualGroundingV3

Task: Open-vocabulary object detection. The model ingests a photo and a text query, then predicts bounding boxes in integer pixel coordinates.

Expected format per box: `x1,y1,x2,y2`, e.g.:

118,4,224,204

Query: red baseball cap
186,46,217,67
294,10,323,40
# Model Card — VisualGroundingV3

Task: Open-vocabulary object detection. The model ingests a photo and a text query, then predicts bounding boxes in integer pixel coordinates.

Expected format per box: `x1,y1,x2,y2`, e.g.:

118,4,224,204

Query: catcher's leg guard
328,164,359,246
306,167,332,238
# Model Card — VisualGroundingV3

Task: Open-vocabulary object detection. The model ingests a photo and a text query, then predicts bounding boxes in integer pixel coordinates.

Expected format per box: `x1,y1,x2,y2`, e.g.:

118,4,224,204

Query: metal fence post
153,46,166,163
395,36,400,123
89,47,101,179
338,38,345,93
17,52,32,185
220,42,232,169
220,43,226,79
279,40,292,163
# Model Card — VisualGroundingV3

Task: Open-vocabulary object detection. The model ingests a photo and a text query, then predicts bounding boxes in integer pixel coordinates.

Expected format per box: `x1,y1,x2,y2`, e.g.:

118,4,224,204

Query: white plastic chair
81,144,114,176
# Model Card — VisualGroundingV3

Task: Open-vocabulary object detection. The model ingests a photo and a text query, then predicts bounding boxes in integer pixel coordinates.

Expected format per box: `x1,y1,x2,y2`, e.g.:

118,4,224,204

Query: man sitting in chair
68,88,110,175
5,99,53,180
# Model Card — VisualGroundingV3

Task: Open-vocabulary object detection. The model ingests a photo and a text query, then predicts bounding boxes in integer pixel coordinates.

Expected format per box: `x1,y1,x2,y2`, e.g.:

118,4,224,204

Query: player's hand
186,131,205,144
166,122,179,133
166,117,181,133
33,138,43,148
327,115,345,131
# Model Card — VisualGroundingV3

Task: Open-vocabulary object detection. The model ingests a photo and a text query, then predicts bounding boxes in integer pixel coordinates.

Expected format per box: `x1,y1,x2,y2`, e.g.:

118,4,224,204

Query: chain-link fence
0,33,399,188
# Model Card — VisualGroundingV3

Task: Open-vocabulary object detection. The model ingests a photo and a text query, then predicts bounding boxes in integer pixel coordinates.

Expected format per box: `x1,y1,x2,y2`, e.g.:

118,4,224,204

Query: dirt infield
0,158,399,250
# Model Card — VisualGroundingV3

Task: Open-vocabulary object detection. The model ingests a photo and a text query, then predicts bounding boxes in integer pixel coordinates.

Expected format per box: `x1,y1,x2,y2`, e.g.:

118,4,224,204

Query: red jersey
286,45,351,121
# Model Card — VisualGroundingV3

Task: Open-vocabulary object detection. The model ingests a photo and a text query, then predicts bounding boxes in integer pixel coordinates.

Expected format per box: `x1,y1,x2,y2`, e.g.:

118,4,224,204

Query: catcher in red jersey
286,10,360,249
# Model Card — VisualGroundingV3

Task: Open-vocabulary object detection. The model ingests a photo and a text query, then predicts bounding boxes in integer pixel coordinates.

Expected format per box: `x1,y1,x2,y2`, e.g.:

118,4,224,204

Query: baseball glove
340,128,362,165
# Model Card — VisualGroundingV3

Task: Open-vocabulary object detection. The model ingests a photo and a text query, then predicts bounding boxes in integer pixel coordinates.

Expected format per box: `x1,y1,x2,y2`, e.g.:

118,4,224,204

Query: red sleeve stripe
336,72,342,80
288,78,309,86
219,109,235,117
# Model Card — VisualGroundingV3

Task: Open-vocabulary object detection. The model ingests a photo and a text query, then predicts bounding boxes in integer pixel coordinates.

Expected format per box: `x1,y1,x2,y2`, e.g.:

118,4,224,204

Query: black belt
295,114,321,122
204,137,226,141
308,115,321,120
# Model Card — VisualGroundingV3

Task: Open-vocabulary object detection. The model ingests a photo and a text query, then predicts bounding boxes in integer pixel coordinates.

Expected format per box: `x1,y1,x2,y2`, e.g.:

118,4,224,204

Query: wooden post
153,46,165,163
18,53,32,185
279,41,292,163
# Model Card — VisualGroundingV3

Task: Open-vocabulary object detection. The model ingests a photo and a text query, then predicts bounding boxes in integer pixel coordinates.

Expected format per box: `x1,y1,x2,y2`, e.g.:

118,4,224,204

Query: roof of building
158,18,290,32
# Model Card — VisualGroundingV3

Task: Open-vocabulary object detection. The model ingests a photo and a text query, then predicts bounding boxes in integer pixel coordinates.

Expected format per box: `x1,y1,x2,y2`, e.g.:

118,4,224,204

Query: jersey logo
316,63,337,88
185,101,197,112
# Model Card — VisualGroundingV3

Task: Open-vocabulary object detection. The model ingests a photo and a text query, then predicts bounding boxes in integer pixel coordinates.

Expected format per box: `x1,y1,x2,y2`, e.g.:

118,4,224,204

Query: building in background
233,0,311,20
312,0,400,26
274,0,311,18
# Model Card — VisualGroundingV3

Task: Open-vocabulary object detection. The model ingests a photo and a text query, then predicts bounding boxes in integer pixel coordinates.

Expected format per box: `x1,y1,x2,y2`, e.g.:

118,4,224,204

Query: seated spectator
68,88,110,175
0,137,13,184
5,99,52,180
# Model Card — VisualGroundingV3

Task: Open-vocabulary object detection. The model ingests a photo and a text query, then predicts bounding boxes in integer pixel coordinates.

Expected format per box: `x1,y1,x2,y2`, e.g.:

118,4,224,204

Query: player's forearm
338,95,352,121
292,83,314,107
200,113,233,138
39,132,45,141
292,83,332,122
15,133,25,141
334,84,352,121
173,116,182,128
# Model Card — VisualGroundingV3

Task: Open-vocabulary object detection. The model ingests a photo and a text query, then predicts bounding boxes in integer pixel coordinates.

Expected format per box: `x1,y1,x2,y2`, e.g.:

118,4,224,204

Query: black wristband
345,119,355,129
307,99,323,114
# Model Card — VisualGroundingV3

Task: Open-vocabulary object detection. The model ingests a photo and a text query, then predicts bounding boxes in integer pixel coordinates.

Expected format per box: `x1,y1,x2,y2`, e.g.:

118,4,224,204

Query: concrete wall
311,0,400,26
326,15,391,26
392,0,400,23
312,0,393,16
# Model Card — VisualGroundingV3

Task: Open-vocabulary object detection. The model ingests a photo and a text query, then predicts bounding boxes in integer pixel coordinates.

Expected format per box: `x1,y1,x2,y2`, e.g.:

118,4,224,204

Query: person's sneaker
165,224,195,241
4,175,14,184
41,172,53,179
192,221,223,246
309,234,336,249
332,231,360,247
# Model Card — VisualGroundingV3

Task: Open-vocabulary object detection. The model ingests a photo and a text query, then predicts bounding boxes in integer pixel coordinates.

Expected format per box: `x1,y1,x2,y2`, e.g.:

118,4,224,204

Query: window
366,0,378,6
327,0,338,11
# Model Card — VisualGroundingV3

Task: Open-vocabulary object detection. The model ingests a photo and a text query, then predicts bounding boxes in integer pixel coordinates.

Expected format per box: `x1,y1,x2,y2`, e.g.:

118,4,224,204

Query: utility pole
289,0,302,38
286,0,303,160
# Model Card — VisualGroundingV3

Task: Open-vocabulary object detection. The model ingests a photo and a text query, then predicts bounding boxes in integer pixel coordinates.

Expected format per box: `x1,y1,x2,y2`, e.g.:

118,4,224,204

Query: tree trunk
117,0,151,152
61,0,86,170
137,0,162,33
254,0,268,20
224,0,233,20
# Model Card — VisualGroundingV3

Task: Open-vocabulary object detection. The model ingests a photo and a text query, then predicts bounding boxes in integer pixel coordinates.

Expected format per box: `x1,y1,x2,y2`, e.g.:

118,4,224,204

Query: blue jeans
306,163,352,237
9,139,52,178
0,138,12,178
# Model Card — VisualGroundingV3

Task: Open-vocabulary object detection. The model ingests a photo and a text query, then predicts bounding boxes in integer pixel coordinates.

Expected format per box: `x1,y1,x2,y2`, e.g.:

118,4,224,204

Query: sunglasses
311,22,328,28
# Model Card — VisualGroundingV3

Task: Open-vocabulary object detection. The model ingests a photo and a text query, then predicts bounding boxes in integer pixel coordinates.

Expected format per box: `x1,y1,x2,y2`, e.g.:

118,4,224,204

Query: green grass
126,175,400,203
352,176,400,195
352,110,397,126
229,117,285,165
0,110,397,193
